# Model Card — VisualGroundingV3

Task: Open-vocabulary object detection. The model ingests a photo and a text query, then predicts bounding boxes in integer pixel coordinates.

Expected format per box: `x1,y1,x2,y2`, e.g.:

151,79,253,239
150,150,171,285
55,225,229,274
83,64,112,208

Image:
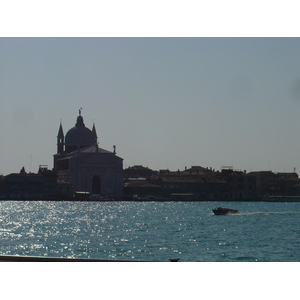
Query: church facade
53,111,123,198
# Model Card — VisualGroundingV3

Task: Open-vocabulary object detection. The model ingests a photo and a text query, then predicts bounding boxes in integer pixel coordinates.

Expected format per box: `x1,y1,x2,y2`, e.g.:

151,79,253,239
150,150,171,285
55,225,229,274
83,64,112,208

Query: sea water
0,200,299,262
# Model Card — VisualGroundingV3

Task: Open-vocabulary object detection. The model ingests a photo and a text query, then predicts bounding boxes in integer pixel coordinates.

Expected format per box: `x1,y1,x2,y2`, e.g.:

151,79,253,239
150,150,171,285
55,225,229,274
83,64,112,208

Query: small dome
65,113,96,152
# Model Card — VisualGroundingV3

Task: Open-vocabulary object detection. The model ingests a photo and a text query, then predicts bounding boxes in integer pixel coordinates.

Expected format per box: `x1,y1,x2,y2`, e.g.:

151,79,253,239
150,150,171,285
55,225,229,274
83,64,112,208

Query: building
123,165,155,179
123,180,163,199
153,172,228,200
53,110,123,197
3,167,43,199
221,168,256,200
2,165,60,199
123,165,229,201
249,171,300,198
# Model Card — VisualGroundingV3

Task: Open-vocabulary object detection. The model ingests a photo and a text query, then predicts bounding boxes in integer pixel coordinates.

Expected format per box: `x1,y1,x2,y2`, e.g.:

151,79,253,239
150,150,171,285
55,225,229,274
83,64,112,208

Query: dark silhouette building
53,110,123,197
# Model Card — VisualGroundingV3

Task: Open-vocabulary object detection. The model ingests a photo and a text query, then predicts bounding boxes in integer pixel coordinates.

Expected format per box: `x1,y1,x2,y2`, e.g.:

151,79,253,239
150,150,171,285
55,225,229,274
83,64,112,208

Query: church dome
65,113,96,152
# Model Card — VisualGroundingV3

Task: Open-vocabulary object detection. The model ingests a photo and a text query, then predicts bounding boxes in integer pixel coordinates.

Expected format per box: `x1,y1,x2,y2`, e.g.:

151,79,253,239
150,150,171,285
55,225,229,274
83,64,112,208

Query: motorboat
212,207,239,215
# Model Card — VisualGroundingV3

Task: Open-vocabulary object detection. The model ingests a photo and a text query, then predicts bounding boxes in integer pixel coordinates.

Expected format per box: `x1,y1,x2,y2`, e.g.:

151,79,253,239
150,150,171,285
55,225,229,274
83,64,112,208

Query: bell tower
92,122,98,145
57,122,64,153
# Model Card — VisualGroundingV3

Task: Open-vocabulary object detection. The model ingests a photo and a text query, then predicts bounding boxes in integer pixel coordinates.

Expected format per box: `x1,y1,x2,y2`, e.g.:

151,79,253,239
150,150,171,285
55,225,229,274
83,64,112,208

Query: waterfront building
123,180,163,199
249,171,300,198
221,168,257,200
1,165,60,199
4,167,43,199
123,165,155,179
153,172,228,200
53,110,123,197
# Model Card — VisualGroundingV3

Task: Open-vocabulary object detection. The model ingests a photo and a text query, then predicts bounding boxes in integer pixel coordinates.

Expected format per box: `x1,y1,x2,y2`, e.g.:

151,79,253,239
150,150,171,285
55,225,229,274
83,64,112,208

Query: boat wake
235,211,300,216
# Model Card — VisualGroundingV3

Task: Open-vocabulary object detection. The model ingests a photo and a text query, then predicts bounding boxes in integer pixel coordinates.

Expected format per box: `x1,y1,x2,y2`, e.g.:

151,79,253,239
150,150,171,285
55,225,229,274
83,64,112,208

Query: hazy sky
1,37,300,175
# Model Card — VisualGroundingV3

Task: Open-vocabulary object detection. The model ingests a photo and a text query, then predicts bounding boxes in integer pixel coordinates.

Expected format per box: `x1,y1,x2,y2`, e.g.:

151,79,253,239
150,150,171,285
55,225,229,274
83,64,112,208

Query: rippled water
0,200,299,261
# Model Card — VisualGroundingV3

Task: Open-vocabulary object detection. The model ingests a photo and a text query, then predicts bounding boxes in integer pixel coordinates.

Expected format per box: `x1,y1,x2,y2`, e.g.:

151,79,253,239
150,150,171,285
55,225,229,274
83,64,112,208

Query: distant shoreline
1,198,300,202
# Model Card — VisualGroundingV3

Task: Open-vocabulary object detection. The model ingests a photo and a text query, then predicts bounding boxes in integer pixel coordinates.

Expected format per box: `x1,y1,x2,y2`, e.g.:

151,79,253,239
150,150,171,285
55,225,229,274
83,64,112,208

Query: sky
1,37,300,175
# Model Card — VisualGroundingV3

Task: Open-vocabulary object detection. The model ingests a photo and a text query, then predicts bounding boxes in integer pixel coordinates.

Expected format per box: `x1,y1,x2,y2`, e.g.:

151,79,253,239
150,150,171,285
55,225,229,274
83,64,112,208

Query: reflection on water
0,200,299,261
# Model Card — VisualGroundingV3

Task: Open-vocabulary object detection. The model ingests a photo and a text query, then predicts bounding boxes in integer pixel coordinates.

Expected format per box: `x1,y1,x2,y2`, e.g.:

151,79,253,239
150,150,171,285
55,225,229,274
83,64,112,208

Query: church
53,110,123,198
